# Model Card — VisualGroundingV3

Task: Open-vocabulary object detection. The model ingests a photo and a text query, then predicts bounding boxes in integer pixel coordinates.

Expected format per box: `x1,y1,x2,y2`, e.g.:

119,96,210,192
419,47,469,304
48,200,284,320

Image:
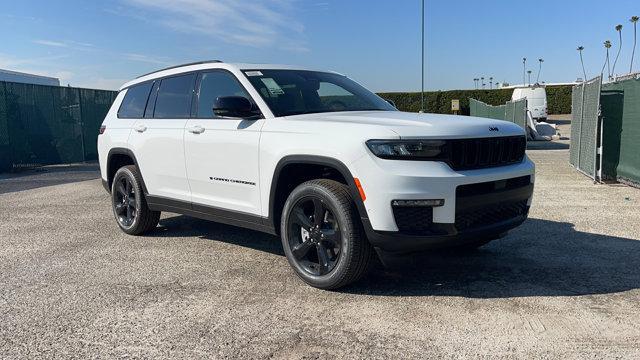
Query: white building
0,69,60,86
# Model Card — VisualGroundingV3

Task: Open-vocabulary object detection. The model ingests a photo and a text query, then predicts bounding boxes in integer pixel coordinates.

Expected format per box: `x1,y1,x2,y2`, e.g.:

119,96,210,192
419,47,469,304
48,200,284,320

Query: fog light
391,199,444,207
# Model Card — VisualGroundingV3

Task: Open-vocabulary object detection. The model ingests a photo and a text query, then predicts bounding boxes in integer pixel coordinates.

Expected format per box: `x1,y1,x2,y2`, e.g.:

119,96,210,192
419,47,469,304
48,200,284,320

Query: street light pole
420,0,425,113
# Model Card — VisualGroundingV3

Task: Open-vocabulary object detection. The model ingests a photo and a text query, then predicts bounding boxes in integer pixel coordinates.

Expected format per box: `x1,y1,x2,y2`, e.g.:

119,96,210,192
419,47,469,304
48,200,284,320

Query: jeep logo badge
489,127,499,132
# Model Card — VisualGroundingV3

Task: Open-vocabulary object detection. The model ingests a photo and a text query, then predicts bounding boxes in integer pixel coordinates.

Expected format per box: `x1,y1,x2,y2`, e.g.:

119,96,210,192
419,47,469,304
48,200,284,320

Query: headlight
366,139,448,160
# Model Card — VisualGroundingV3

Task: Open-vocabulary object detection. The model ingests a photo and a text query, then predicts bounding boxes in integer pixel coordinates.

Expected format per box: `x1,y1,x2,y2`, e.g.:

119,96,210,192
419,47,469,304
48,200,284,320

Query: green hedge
545,86,572,114
377,85,572,115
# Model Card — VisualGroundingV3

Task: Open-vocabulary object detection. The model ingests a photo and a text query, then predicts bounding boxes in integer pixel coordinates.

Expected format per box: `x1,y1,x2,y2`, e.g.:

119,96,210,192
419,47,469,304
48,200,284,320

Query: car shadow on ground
156,215,640,298
156,215,284,256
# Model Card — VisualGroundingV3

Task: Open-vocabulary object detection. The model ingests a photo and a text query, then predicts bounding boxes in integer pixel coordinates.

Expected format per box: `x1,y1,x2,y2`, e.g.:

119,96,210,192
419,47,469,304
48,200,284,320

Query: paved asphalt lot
1,147,639,358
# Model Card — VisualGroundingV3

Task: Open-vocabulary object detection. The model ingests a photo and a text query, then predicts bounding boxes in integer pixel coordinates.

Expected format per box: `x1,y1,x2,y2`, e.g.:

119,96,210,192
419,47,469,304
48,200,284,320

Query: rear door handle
133,124,147,133
188,125,205,134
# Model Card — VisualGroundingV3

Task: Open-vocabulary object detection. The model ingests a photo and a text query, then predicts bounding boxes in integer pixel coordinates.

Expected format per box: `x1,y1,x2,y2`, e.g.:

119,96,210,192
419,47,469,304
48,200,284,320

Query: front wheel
280,179,374,289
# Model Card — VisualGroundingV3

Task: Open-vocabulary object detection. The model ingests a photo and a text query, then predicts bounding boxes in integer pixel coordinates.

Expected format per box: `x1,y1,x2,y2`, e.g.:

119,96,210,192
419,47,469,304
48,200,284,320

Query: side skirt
146,195,277,235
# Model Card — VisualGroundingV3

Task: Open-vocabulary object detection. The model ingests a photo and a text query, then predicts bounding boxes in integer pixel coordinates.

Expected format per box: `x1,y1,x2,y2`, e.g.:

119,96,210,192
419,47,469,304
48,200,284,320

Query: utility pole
420,0,425,113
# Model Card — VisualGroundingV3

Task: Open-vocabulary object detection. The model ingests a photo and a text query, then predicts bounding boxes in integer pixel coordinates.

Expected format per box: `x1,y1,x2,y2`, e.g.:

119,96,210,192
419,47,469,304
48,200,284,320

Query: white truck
512,86,548,120
98,61,535,289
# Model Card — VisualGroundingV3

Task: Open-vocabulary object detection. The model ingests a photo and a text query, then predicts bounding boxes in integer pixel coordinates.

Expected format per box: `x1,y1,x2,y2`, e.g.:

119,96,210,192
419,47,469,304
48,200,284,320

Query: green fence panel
469,98,506,120
79,89,118,161
599,89,624,180
512,99,527,129
601,78,640,186
468,97,529,133
489,104,506,120
0,80,117,172
0,83,9,171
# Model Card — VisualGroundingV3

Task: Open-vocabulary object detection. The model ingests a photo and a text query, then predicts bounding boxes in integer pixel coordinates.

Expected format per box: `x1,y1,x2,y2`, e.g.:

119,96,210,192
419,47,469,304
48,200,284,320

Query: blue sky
1,0,638,91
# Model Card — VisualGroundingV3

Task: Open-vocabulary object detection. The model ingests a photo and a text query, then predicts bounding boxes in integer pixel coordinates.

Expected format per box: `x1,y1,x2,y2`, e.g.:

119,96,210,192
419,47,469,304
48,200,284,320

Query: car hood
283,111,525,139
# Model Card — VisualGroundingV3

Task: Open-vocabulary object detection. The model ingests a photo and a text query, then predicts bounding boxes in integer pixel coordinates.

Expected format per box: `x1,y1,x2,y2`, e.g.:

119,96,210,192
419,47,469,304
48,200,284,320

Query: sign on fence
451,99,460,114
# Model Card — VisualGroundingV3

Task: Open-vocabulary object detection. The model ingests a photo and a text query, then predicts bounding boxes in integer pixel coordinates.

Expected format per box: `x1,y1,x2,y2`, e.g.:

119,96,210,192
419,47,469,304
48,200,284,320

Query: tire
111,165,160,235
280,179,374,289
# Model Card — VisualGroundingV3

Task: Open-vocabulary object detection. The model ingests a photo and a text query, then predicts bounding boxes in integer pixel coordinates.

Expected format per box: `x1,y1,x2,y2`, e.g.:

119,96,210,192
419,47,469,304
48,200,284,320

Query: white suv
98,61,535,289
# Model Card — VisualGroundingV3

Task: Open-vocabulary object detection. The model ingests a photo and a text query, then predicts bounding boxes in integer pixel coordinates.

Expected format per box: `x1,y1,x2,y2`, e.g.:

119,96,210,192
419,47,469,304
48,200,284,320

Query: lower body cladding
351,155,536,253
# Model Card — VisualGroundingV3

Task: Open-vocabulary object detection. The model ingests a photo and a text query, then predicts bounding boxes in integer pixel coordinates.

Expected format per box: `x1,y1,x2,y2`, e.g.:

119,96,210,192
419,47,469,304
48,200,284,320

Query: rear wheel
111,165,160,235
280,179,374,289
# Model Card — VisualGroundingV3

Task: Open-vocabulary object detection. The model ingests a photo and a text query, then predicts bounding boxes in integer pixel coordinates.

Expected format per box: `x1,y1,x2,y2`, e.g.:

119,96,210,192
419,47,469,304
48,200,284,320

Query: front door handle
133,124,147,133
188,125,205,134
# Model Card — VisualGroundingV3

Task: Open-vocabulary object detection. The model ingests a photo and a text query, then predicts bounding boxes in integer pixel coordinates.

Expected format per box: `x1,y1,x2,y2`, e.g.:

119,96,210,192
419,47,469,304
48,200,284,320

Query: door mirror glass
213,96,255,118
385,99,397,108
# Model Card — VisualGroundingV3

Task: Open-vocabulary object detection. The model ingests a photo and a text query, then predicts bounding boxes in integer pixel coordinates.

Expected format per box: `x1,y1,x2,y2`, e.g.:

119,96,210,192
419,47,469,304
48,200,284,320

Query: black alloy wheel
113,175,137,227
280,179,375,289
287,197,342,276
111,165,160,235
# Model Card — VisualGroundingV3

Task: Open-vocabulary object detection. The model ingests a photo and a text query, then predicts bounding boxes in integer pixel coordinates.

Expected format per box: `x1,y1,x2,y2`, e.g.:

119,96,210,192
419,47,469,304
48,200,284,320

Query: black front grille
455,200,528,232
448,136,526,170
456,176,531,197
392,205,434,235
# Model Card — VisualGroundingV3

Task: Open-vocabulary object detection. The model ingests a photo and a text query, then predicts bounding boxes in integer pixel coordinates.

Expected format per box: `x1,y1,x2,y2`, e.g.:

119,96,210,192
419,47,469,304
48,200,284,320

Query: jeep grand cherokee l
98,60,535,289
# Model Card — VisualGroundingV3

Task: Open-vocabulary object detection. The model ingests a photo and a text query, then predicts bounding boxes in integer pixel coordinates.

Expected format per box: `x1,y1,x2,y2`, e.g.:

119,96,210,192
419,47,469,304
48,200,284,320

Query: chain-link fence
469,98,528,130
569,76,602,180
569,74,640,187
0,81,117,172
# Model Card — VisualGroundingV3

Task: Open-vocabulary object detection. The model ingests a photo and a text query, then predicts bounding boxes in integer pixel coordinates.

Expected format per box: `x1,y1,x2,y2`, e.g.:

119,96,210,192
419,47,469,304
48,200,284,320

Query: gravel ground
1,147,639,359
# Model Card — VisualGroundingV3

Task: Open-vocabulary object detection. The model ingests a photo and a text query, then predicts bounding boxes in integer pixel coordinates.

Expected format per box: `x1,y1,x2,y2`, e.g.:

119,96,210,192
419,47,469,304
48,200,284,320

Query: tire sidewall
281,182,356,288
111,166,144,233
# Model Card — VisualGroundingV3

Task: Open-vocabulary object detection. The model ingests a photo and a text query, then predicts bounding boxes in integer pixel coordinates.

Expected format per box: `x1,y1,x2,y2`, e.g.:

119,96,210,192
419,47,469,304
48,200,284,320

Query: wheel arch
268,155,368,234
106,148,148,194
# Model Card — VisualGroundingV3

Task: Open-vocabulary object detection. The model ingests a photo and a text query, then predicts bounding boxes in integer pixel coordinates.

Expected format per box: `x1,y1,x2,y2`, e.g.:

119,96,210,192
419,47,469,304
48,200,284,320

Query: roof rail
136,60,223,79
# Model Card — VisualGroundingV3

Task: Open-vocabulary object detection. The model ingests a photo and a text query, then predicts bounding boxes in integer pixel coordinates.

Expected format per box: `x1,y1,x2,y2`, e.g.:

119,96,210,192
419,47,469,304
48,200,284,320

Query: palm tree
577,46,587,81
602,40,612,79
480,77,485,89
630,16,639,73
522,57,527,85
527,70,532,86
536,58,544,83
489,76,493,89
612,24,623,77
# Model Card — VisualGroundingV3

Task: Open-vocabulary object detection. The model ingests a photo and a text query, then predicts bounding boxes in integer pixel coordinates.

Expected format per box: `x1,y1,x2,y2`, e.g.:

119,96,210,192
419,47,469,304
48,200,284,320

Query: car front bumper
350,154,535,252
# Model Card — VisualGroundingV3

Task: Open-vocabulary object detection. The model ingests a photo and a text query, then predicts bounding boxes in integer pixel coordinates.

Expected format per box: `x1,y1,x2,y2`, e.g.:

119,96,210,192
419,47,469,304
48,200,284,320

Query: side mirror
385,99,397,108
213,96,255,118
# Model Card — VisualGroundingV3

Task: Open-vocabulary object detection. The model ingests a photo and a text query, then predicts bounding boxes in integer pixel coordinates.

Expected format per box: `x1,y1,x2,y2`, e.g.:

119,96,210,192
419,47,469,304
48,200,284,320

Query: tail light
99,125,106,135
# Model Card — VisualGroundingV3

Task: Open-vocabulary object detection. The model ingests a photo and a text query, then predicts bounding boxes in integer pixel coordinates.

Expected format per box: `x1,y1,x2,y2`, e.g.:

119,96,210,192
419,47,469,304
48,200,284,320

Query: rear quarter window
117,82,153,118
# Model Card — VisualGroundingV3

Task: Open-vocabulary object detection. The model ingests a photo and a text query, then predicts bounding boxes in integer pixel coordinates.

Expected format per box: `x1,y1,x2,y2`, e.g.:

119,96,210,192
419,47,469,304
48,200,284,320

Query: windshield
242,69,396,117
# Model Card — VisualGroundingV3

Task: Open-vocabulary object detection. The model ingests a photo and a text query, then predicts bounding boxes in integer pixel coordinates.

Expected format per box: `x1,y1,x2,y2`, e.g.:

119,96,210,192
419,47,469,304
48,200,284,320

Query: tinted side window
197,71,251,118
118,82,153,118
154,73,196,118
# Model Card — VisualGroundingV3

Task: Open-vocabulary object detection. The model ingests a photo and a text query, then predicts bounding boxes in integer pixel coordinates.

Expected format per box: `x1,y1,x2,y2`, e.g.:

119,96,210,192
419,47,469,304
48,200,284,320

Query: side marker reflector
354,178,366,201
